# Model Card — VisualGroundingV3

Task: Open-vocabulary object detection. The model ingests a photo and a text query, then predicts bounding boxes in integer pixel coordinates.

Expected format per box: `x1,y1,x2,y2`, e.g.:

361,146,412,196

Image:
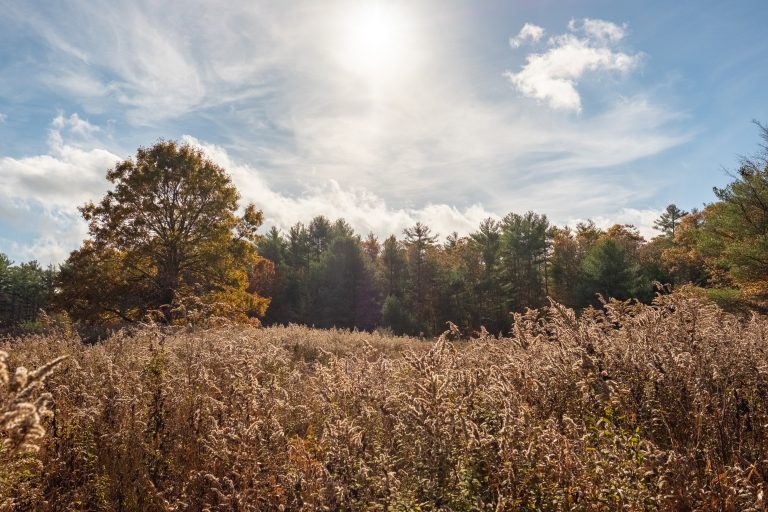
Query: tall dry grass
1,290,766,510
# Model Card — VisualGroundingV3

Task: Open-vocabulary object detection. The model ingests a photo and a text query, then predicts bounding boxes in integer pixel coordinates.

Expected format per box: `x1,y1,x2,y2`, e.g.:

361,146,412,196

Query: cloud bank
0,117,499,264
0,113,669,266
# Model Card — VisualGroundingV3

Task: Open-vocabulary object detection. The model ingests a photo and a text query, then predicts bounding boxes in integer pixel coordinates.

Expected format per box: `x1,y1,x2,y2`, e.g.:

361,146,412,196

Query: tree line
2,124,768,334
252,205,700,336
0,256,55,328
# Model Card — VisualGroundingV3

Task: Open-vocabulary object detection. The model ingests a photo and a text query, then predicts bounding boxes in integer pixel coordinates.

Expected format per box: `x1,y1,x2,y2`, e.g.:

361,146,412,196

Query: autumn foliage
55,141,269,325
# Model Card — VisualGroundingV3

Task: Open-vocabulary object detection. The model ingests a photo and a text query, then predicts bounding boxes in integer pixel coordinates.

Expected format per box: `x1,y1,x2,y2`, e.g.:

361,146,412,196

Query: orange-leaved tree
57,140,269,325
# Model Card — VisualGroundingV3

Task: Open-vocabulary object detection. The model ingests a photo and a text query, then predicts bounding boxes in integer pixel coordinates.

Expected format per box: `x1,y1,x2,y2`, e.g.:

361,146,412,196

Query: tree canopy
57,140,269,324
695,123,768,307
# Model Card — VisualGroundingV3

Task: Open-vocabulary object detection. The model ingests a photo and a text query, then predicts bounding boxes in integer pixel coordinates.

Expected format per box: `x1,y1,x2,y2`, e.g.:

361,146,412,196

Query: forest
2,125,768,336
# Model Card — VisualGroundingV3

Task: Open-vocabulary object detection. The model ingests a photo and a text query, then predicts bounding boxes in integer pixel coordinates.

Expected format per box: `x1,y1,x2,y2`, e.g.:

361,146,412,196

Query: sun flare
340,3,411,81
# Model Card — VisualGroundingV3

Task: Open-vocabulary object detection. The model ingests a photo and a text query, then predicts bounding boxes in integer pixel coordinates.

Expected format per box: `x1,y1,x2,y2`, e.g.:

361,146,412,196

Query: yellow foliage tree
57,141,269,324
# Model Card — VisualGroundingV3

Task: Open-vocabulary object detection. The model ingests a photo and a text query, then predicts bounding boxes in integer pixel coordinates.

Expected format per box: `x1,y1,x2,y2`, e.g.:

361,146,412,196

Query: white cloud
505,19,640,112
577,18,627,43
0,118,497,265
0,116,117,209
183,135,497,240
0,225,88,266
0,111,684,266
52,112,101,136
509,23,545,48
0,115,120,264
0,112,6,123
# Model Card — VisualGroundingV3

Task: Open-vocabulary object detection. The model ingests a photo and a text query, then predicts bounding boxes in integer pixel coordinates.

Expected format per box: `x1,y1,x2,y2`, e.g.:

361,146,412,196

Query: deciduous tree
58,140,269,324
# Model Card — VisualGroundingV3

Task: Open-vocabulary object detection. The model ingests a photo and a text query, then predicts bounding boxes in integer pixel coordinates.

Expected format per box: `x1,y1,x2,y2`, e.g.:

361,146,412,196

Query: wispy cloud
505,18,640,111
509,23,545,48
8,1,289,124
575,18,628,43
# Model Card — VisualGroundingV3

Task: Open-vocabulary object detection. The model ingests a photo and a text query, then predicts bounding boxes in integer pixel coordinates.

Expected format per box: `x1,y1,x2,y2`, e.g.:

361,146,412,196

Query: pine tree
403,222,438,334
654,204,689,237
580,237,639,305
469,218,506,333
697,123,768,306
497,212,549,312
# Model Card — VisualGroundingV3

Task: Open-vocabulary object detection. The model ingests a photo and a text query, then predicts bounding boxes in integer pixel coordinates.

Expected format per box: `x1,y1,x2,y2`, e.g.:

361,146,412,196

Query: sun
339,3,411,82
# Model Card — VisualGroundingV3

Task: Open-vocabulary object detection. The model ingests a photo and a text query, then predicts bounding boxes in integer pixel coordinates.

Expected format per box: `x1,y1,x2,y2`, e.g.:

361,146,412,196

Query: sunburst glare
338,2,414,84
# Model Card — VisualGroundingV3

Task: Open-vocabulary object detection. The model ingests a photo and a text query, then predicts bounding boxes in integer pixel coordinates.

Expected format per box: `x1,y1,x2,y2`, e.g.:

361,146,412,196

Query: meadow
1,290,767,511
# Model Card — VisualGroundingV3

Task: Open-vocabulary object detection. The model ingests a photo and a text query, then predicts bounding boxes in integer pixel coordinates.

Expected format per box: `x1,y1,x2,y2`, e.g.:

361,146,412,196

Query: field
1,291,767,511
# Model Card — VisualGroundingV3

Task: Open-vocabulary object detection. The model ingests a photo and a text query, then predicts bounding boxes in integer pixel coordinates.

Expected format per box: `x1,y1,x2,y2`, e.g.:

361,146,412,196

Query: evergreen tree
697,124,768,305
403,222,438,335
309,235,380,329
381,295,416,335
0,255,56,326
0,254,11,301
497,212,550,312
580,237,639,305
308,216,332,261
379,235,408,298
330,218,355,239
259,227,287,265
654,204,689,237
469,218,506,333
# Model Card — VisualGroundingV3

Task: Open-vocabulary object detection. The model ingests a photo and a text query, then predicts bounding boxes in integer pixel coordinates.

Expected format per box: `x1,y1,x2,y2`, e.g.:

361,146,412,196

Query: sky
0,0,767,265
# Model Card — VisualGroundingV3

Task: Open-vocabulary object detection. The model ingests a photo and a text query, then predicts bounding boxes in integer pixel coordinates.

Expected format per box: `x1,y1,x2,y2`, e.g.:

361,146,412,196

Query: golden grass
1,291,766,510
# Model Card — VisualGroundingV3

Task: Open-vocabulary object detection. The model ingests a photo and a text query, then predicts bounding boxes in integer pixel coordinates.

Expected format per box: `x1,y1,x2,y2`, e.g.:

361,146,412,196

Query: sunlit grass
1,290,766,510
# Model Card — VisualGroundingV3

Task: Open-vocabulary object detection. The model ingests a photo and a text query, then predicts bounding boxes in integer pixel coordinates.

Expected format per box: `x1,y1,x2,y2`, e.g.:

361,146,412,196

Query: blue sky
0,0,766,264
